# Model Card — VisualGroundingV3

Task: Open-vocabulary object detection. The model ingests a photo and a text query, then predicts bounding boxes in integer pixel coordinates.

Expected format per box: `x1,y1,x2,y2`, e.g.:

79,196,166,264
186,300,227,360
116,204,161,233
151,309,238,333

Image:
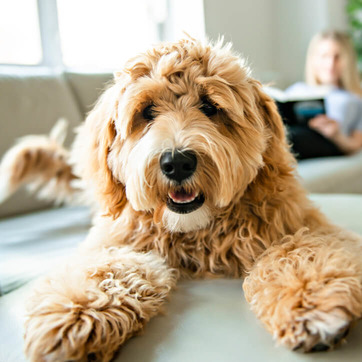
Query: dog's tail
0,119,84,206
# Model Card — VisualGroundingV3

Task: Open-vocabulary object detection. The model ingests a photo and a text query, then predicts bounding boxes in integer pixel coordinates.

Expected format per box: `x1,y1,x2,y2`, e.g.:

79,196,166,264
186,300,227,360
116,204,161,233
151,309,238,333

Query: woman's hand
309,115,362,154
308,115,340,139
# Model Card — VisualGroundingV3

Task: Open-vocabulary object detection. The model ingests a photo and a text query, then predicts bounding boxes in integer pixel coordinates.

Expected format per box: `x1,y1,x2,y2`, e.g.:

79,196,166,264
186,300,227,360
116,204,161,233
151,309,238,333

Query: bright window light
0,0,205,69
57,0,160,70
0,0,42,65
167,0,205,42
56,0,205,71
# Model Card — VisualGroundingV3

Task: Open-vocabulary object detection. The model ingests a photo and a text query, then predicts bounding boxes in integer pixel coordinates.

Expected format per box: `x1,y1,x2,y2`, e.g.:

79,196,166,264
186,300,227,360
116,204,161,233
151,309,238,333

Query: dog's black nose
160,150,197,183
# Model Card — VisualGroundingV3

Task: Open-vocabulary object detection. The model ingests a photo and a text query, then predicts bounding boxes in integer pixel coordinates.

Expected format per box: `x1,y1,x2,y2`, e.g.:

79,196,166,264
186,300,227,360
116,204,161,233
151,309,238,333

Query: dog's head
76,39,291,233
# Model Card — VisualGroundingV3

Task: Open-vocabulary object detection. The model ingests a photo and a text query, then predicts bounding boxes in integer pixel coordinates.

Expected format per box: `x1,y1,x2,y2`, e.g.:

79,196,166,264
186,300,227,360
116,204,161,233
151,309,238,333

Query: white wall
204,0,348,88
204,0,277,82
274,0,328,86
275,0,348,86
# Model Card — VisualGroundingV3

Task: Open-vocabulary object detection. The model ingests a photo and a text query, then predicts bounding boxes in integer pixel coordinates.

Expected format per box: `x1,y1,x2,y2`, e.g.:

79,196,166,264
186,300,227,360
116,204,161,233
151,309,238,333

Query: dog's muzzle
160,150,205,214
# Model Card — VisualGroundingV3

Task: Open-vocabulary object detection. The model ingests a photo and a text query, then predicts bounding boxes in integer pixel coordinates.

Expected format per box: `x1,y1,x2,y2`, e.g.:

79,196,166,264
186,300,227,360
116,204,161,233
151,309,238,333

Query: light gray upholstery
0,206,91,295
0,72,112,218
0,72,83,218
0,194,361,362
298,152,362,194
64,71,113,115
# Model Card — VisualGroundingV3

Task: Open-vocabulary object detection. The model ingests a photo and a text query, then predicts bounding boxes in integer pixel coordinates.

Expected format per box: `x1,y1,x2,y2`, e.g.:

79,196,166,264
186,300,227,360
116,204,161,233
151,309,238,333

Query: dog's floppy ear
252,81,285,142
74,83,127,218
251,80,292,158
249,80,296,188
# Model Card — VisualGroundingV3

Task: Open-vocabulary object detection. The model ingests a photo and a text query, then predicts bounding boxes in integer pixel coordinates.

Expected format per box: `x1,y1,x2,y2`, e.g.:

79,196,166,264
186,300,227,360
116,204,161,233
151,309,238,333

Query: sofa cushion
0,194,361,361
297,151,362,194
64,71,113,115
0,71,84,218
0,206,91,295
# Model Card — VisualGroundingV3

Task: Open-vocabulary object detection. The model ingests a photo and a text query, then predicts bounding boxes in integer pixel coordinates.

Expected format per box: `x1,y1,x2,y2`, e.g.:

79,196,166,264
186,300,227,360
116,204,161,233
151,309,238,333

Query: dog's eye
200,97,218,117
143,104,156,121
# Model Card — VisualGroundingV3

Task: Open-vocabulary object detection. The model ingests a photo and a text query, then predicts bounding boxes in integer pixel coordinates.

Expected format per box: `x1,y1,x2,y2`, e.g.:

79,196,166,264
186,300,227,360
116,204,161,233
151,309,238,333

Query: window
57,0,205,70
57,0,161,69
0,0,205,69
0,0,42,65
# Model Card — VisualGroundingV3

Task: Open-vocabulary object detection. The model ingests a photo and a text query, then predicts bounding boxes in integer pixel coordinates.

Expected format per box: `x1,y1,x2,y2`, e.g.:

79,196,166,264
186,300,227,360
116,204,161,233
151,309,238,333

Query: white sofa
0,72,362,361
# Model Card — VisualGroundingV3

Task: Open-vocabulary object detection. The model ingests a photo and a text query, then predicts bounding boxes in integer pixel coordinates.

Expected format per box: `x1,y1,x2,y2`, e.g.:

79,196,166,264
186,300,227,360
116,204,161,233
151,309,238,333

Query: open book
263,86,328,126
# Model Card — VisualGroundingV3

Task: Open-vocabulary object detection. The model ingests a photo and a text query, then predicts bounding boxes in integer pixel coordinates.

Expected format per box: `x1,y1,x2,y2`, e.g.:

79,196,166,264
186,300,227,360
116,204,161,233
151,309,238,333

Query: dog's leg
24,246,178,362
243,228,362,352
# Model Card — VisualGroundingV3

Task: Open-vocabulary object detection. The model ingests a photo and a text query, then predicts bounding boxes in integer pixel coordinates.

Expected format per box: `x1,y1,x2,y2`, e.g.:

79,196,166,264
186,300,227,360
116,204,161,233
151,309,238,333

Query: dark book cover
276,98,325,126
263,86,327,127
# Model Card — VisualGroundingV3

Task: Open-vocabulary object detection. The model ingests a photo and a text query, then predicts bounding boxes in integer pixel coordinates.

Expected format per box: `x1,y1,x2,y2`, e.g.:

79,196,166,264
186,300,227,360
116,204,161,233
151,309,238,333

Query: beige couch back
0,71,112,218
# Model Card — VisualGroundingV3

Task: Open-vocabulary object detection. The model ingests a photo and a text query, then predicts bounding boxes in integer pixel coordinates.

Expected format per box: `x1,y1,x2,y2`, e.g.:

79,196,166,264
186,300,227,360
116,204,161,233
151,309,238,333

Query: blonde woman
286,30,362,159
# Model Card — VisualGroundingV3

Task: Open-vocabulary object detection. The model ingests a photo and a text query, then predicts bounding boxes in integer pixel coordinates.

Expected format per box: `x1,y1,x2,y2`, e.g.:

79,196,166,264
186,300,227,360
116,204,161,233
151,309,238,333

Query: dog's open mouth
167,188,205,214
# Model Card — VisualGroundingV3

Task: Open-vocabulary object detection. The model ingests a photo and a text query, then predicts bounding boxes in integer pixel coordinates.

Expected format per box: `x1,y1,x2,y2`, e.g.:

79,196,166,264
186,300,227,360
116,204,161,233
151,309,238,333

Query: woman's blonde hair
305,30,362,96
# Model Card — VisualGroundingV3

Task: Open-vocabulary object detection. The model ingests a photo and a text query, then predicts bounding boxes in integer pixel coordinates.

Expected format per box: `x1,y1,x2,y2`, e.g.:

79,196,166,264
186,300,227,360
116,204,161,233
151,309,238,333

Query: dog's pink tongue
169,189,196,203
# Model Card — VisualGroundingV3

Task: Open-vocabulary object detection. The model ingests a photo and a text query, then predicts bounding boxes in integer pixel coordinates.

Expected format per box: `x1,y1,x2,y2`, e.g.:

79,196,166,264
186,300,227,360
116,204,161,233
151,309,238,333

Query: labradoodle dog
1,39,361,361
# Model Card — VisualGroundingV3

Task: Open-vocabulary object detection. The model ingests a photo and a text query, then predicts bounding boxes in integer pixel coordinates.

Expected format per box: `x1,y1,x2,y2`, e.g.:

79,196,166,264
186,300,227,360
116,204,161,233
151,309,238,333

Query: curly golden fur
1,38,361,361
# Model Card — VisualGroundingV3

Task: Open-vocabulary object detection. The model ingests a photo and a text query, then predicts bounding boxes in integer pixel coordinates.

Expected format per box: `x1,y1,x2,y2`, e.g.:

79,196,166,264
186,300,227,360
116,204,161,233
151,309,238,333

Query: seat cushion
0,206,91,295
0,194,361,361
297,151,362,194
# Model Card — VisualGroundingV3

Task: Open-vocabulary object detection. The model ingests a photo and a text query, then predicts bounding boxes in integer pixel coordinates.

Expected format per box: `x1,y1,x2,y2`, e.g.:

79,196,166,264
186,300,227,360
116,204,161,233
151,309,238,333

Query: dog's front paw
276,307,352,352
24,296,132,362
243,232,362,353
24,248,177,361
